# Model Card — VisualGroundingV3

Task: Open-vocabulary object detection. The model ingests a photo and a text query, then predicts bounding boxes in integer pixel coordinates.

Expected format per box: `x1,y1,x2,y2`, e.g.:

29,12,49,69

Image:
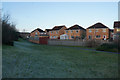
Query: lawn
2,39,118,78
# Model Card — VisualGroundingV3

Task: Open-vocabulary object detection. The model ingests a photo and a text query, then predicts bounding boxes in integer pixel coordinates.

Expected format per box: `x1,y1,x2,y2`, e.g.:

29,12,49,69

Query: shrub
96,43,119,52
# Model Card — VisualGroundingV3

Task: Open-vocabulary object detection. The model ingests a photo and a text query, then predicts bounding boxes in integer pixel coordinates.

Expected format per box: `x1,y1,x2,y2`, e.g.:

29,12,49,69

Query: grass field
2,39,118,78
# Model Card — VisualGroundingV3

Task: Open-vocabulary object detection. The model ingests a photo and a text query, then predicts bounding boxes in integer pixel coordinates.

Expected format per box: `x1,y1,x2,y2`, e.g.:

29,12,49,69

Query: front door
103,35,106,40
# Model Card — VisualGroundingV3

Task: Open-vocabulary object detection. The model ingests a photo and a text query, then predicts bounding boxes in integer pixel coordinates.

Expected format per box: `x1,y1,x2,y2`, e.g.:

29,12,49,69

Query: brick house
64,24,86,39
49,25,67,39
20,32,30,39
113,21,120,40
114,21,120,34
29,28,48,44
45,29,52,38
86,22,110,40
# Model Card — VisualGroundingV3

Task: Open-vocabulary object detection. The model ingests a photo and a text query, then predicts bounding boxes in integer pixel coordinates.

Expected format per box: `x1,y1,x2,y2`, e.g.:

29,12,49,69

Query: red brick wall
86,28,110,40
64,29,85,39
49,27,67,39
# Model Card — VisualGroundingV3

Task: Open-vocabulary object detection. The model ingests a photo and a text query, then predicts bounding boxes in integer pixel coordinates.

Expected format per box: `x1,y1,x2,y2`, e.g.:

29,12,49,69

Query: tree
2,14,20,46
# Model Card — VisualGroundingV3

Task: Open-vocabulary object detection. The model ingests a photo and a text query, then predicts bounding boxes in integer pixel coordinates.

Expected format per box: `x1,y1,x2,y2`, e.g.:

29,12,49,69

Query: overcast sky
2,2,118,32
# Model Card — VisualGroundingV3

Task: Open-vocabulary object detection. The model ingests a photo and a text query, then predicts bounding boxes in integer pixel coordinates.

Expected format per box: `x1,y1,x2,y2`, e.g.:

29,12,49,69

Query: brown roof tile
31,28,45,33
87,22,108,29
52,25,66,30
66,24,85,30
45,29,52,32
114,21,120,28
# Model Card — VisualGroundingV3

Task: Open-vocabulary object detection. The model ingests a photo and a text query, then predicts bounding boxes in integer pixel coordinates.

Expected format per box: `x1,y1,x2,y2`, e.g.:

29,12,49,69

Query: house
113,21,120,40
60,34,69,40
20,32,30,39
49,25,67,39
29,28,48,44
110,29,114,40
45,29,52,35
86,22,110,40
114,21,120,34
64,24,86,39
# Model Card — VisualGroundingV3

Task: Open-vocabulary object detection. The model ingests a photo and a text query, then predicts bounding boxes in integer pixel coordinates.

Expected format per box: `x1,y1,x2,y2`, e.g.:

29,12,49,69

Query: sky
2,2,118,32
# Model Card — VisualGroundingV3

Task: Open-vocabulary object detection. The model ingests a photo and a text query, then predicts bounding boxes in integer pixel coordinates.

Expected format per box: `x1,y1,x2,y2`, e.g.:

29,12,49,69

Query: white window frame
103,29,106,32
96,29,98,32
89,29,92,33
66,31,68,33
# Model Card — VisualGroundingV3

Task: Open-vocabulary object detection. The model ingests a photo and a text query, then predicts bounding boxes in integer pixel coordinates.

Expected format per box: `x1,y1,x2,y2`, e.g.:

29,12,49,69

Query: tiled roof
52,25,66,30
66,24,85,30
45,29,52,32
114,21,120,28
110,29,114,32
31,28,45,33
87,22,108,29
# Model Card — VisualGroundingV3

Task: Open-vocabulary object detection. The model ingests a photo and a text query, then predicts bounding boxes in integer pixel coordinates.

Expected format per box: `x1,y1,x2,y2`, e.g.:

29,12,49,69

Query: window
50,36,52,38
41,33,43,34
88,35,92,39
66,31,68,33
35,32,38,36
96,35,100,38
89,29,92,32
56,31,58,34
96,29,98,32
76,30,79,33
51,31,52,34
53,36,56,38
71,36,74,39
103,29,106,32
35,32,37,34
76,36,79,39
71,30,73,33
117,28,120,32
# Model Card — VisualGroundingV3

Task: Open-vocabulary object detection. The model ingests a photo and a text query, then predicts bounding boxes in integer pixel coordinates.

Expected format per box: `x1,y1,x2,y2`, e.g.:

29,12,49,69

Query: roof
66,24,85,30
87,22,108,29
114,21,120,28
31,28,45,33
20,32,30,34
110,29,114,32
52,25,66,30
60,34,68,36
45,29,52,32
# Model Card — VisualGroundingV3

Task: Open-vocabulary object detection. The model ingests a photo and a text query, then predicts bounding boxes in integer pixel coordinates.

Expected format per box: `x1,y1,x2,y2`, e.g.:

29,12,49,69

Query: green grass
54,45,95,49
2,40,118,78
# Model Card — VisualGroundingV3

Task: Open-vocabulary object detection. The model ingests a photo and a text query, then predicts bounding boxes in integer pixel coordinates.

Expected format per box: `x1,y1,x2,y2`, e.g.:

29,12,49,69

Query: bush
96,43,119,52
